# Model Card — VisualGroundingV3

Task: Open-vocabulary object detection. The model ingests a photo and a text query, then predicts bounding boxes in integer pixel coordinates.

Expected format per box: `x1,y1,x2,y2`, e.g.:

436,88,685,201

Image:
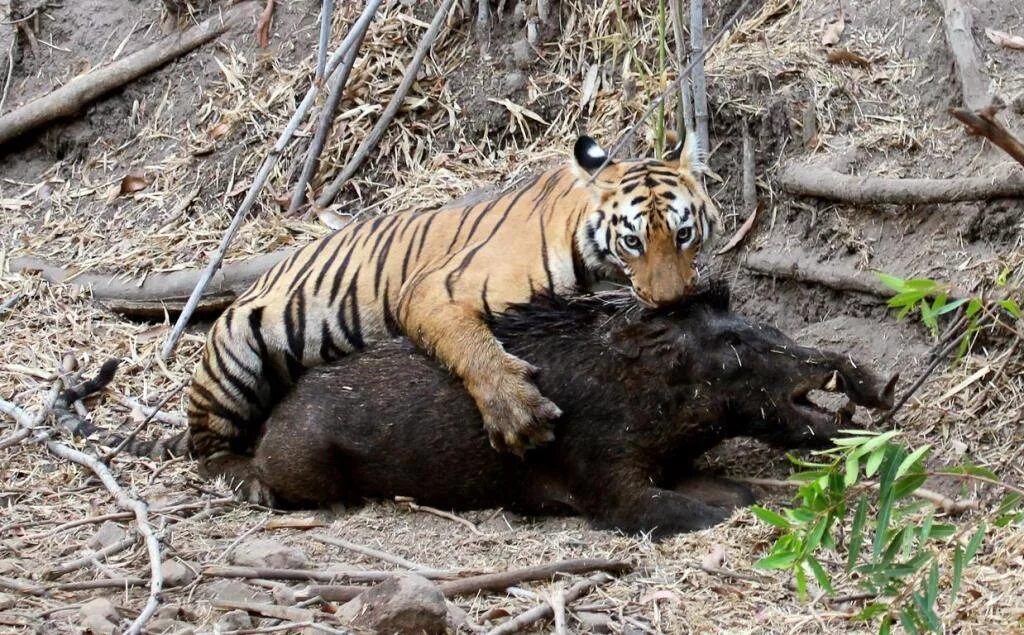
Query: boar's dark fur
252,284,895,537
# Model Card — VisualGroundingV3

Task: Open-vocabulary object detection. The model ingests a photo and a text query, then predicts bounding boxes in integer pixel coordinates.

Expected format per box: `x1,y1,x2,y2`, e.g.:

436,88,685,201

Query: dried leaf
579,63,600,110
264,516,325,531
640,589,681,605
134,324,169,343
701,544,728,570
209,122,231,140
826,48,872,68
117,172,149,197
317,209,350,230
821,14,845,46
716,203,760,255
256,0,275,48
985,28,1024,50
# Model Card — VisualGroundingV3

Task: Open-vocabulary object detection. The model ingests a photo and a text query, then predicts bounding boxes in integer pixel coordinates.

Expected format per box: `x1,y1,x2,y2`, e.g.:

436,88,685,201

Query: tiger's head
573,132,720,307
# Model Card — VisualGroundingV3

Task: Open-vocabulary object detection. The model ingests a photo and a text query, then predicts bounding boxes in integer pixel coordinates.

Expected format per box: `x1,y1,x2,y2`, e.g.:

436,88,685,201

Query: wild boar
251,284,895,537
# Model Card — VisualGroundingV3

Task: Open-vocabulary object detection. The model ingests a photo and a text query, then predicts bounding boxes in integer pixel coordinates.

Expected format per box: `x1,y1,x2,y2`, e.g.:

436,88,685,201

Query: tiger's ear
664,129,705,174
573,135,611,175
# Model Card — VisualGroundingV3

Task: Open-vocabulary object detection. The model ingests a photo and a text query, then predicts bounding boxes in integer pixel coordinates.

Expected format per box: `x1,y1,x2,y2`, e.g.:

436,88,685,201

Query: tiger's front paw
472,357,561,456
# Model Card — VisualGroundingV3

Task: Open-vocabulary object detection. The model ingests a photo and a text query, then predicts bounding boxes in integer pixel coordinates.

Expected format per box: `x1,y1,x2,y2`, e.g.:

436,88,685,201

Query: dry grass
1,0,1022,632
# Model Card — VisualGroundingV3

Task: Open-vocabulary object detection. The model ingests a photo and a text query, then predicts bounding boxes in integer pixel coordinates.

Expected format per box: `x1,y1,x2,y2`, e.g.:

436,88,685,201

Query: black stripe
381,280,401,336
415,211,438,260
539,214,554,291
445,205,476,251
319,321,342,362
373,218,402,295
399,218,421,283
445,175,540,293
286,233,336,294
327,247,357,305
480,277,492,317
189,381,249,429
313,231,354,295
336,267,364,349
344,275,365,349
368,214,402,263
248,308,291,397
205,344,261,412
284,352,304,382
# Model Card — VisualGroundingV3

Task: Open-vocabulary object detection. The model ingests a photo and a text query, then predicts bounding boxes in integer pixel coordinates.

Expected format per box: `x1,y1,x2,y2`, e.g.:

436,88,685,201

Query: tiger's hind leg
198,452,281,508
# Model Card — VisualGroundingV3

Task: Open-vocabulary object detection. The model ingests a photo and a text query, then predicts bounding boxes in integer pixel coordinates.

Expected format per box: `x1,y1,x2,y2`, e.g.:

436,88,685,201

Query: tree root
0,1,260,146
9,250,295,318
779,162,1024,204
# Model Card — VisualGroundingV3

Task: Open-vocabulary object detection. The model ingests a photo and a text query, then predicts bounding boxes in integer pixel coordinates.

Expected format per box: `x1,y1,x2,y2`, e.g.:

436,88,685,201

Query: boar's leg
670,475,756,511
591,485,733,538
250,415,351,509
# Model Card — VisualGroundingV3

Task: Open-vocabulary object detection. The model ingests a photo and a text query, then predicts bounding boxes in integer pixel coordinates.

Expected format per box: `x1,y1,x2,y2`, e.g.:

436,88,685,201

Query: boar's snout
827,353,899,411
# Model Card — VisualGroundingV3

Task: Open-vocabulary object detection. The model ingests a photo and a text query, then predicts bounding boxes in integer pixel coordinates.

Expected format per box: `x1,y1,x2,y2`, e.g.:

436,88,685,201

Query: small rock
79,597,118,624
340,574,447,635
576,611,613,633
216,609,252,631
87,521,127,550
272,584,296,605
503,72,526,95
161,560,196,587
229,539,308,570
146,618,195,634
78,614,117,635
511,38,535,68
208,579,272,605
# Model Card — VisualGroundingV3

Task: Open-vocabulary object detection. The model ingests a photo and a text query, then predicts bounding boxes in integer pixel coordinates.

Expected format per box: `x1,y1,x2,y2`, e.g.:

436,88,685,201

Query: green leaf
899,606,921,635
751,506,792,529
965,523,986,561
806,555,834,595
965,298,983,318
847,495,868,572
855,602,888,622
950,545,964,602
794,562,808,600
935,297,968,315
999,298,1022,319
904,278,941,292
754,551,800,570
942,464,997,480
865,445,886,477
919,511,934,542
929,524,956,540
879,614,894,635
845,453,861,487
873,447,906,559
875,271,907,292
895,445,931,479
803,516,828,555
787,507,817,524
925,560,940,606
862,430,901,454
912,590,941,632
893,473,928,500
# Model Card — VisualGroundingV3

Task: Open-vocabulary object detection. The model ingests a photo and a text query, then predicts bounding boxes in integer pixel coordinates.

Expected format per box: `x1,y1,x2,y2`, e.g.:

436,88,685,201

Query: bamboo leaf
806,555,834,595
847,495,868,572
751,506,791,529
950,545,964,602
965,523,986,561
895,445,930,479
754,551,799,570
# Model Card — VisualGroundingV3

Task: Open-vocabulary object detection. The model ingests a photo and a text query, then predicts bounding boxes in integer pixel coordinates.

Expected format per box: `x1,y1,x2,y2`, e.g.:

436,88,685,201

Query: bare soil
1,0,1022,632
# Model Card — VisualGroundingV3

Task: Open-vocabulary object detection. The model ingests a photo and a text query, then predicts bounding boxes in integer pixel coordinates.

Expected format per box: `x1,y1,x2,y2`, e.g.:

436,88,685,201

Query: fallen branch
287,0,381,215
213,599,324,623
743,252,929,300
738,477,979,516
668,0,693,133
779,163,1024,204
395,496,486,536
438,558,631,598
315,0,457,208
315,0,335,81
43,534,139,579
9,250,295,318
256,0,275,48
160,3,383,360
950,105,1024,168
935,0,993,110
105,391,187,426
203,564,458,584
0,1,260,146
310,534,434,572
0,392,165,634
486,573,613,635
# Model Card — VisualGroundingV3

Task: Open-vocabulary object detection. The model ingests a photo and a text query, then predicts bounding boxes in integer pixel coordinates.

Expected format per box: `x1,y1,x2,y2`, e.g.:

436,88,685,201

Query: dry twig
0,2,260,146
438,558,631,598
287,0,382,215
689,0,708,154
203,564,456,584
779,163,1024,204
315,0,458,208
311,534,435,572
668,0,693,132
950,105,1024,168
934,0,993,110
486,572,613,635
395,496,487,535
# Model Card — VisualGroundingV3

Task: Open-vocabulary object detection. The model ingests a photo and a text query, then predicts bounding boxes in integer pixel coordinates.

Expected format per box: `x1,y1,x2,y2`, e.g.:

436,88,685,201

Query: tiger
186,132,720,502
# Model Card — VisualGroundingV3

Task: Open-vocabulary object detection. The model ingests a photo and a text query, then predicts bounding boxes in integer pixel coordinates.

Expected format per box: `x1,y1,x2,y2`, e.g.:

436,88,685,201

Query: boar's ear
607,321,674,360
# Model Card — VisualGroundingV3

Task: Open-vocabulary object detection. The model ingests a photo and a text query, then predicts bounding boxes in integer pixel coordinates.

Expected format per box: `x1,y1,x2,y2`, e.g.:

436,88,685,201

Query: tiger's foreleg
397,278,560,455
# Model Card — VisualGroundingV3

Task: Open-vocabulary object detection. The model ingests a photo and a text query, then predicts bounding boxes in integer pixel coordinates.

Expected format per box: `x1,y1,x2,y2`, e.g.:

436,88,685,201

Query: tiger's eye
676,227,693,246
622,235,642,250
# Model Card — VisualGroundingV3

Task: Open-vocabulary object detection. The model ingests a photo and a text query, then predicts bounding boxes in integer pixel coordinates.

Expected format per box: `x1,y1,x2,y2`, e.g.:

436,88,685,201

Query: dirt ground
1,0,1022,633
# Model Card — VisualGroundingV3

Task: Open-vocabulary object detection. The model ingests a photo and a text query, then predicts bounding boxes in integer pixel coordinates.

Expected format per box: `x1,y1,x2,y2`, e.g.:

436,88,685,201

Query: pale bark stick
315,0,458,208
316,0,335,81
669,0,693,133
287,0,381,215
0,2,260,146
486,573,612,635
689,0,709,155
935,0,993,110
950,105,1024,168
779,163,1024,204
